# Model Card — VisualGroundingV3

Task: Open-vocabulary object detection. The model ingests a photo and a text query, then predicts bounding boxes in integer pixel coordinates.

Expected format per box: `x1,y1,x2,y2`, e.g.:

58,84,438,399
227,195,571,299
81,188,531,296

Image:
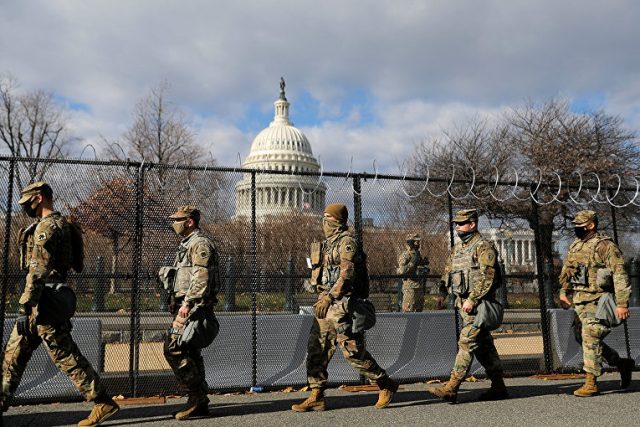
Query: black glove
16,304,32,336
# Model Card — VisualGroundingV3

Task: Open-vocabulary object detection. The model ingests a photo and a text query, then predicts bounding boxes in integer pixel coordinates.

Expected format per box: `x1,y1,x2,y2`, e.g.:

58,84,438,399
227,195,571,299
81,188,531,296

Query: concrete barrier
2,319,102,403
548,308,640,371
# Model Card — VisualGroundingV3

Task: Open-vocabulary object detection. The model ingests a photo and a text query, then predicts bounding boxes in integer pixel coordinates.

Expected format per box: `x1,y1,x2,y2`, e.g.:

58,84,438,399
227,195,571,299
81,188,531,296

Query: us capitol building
235,79,326,218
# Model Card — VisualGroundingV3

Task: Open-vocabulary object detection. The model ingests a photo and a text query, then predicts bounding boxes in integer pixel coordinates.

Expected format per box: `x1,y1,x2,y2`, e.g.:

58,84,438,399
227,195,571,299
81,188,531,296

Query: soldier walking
559,210,633,396
0,182,119,426
162,206,220,420
292,203,398,412
427,209,508,403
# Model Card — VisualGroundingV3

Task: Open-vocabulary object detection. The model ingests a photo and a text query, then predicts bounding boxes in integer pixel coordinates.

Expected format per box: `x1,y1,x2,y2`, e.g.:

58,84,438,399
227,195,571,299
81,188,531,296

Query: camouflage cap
572,210,597,226
452,208,478,223
406,233,421,241
18,181,53,204
169,205,201,222
324,203,348,223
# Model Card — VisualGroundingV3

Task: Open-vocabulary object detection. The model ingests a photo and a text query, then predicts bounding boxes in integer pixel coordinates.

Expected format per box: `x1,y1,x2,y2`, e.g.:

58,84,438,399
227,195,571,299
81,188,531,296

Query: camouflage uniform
1,184,106,409
441,230,504,381
163,206,220,403
428,209,507,402
306,228,387,388
559,211,631,378
397,234,426,312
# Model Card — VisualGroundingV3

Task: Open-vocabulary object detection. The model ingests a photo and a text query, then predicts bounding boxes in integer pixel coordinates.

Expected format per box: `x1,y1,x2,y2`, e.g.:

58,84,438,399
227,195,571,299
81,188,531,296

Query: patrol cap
324,203,348,223
572,210,597,226
169,205,201,222
406,233,421,241
452,208,478,223
18,181,53,204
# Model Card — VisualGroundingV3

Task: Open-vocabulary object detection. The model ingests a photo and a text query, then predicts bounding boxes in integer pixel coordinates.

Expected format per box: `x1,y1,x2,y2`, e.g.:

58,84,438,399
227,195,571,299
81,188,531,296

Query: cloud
2,0,640,170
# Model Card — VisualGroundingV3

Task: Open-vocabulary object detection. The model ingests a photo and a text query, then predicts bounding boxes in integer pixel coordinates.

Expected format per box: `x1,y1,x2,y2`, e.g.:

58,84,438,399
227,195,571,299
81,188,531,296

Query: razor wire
3,151,640,208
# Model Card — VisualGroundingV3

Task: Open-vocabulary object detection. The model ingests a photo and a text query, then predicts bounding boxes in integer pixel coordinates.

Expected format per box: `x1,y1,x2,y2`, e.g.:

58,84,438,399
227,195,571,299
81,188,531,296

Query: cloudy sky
2,0,640,173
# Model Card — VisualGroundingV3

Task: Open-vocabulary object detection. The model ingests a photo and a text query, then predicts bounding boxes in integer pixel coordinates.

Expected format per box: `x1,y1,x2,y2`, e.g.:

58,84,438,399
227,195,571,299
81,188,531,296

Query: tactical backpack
66,217,85,273
352,245,370,298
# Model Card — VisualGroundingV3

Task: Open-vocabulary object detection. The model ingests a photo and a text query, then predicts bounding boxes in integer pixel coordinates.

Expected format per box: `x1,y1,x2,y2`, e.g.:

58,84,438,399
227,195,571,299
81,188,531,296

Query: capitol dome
235,79,326,218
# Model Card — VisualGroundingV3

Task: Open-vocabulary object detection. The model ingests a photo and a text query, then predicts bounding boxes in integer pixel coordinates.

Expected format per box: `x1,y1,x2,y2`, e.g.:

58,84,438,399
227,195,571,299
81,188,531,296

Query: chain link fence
1,156,639,403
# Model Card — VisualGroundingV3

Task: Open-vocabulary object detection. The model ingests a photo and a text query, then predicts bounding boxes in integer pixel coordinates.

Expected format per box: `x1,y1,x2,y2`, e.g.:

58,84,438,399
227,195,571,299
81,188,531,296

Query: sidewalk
4,372,639,427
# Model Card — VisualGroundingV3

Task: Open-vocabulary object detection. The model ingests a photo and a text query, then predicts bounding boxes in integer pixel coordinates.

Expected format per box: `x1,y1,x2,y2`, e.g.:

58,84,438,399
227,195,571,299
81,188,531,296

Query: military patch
479,249,496,266
37,233,47,241
344,244,354,253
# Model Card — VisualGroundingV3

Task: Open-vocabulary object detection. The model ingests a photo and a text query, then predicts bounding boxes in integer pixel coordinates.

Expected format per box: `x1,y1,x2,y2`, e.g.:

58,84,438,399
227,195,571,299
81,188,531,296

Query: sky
2,0,640,174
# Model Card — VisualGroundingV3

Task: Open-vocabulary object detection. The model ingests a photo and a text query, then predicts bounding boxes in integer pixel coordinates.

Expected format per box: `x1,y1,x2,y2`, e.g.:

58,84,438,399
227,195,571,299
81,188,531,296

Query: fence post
397,279,403,311
352,175,363,250
608,201,631,359
531,192,553,373
250,171,258,388
129,162,145,397
284,255,295,312
498,259,509,308
223,256,236,311
0,158,16,395
543,259,555,309
630,257,639,308
92,256,106,312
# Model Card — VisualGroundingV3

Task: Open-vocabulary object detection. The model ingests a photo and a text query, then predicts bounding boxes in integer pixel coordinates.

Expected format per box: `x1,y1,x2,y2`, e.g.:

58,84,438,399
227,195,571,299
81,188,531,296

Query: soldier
559,210,633,397
427,209,508,403
397,233,427,312
162,206,220,420
0,182,119,426
292,203,398,412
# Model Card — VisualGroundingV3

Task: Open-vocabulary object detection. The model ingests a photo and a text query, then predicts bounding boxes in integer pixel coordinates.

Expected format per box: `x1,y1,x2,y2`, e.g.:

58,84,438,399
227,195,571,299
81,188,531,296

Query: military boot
478,375,509,401
174,394,210,420
426,374,464,403
375,377,399,409
291,388,325,412
77,396,120,427
573,373,599,397
617,358,635,389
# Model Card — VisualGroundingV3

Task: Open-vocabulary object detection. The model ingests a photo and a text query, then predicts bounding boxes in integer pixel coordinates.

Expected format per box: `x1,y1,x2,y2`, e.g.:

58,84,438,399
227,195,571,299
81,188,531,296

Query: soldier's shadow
3,390,436,426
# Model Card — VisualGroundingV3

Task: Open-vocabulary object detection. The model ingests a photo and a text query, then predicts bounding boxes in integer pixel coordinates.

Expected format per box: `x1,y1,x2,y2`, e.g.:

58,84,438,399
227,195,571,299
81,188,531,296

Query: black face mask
574,226,589,239
456,229,475,243
21,199,40,218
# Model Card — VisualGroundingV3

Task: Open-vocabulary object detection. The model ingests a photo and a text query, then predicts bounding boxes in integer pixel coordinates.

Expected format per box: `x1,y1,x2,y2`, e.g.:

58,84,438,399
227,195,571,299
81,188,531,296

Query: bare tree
0,75,75,190
410,99,640,264
106,81,202,165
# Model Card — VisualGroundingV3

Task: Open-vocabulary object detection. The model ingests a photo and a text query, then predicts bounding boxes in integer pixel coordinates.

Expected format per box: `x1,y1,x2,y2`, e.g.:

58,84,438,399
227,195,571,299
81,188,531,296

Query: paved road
4,372,639,427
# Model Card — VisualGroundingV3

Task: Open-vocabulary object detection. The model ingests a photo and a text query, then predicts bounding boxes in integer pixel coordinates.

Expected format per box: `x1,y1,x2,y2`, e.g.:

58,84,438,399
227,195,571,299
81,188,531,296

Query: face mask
456,229,475,243
172,220,188,236
21,197,40,218
323,218,342,238
574,226,589,240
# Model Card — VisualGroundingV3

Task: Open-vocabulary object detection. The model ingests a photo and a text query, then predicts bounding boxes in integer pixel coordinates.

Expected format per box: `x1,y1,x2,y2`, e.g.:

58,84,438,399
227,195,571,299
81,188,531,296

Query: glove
313,293,333,319
16,304,32,336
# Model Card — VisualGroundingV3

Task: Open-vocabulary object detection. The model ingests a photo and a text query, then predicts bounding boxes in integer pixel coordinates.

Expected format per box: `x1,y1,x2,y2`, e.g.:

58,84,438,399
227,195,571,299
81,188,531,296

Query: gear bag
349,297,376,333
174,306,220,349
595,292,622,328
473,297,504,331
37,283,77,325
